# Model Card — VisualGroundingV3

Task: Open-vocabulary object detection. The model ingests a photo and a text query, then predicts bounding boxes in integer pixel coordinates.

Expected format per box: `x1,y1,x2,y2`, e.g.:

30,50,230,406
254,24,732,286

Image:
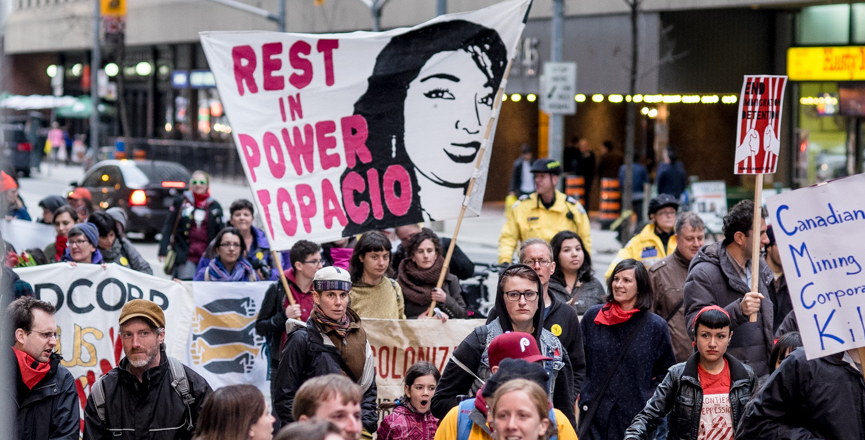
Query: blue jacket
619,163,649,200
195,226,290,281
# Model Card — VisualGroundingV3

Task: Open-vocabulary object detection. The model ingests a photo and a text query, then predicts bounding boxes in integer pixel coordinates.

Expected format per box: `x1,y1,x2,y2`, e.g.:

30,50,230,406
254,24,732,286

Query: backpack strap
90,375,107,424
167,357,196,432
456,398,476,440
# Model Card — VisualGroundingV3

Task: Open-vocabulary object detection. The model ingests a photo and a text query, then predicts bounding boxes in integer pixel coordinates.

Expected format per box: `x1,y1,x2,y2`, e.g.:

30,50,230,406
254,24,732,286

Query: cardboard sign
690,181,727,236
766,174,865,359
200,0,529,249
734,75,787,175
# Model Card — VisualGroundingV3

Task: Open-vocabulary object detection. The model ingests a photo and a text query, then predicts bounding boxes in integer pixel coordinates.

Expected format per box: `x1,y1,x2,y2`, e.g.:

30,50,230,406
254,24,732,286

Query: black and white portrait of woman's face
403,49,496,190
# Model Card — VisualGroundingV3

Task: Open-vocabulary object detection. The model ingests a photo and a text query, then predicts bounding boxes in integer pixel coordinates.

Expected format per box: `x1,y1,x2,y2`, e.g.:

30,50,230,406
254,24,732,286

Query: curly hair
723,200,768,246
403,228,442,260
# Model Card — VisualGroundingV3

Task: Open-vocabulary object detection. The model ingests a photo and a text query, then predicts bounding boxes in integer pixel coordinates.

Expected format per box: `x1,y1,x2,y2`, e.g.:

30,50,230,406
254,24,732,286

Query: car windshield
119,161,191,188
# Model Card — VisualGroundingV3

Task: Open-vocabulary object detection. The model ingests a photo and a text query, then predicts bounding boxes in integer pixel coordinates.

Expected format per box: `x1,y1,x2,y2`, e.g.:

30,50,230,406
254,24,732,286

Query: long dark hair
770,331,802,373
340,20,508,235
604,259,653,310
550,230,594,283
348,230,392,283
194,384,265,440
378,361,441,410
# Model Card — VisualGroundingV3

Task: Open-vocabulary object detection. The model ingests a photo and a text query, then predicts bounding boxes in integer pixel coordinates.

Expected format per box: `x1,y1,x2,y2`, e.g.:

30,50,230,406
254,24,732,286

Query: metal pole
371,0,381,32
547,0,564,164
436,0,446,16
278,0,285,31
90,0,101,152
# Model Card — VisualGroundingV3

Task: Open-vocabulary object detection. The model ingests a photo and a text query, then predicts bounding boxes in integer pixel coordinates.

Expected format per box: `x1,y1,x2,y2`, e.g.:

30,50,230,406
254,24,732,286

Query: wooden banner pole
428,57,515,317
272,250,296,306
749,174,763,323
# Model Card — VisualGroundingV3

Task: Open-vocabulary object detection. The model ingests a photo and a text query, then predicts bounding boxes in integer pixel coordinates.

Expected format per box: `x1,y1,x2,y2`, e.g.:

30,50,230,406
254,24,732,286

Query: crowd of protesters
3,160,862,440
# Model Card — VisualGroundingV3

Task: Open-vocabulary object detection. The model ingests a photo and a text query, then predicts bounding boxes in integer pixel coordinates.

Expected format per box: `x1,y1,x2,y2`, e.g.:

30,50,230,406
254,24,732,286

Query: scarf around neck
594,301,640,326
101,238,123,263
55,235,67,262
312,302,351,338
397,256,446,306
192,191,211,208
207,257,255,281
13,347,50,389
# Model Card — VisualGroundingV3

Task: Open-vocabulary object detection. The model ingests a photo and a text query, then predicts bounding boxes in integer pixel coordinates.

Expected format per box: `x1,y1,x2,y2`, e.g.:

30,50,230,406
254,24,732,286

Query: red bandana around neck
13,347,50,389
55,235,67,262
193,192,210,208
594,302,640,326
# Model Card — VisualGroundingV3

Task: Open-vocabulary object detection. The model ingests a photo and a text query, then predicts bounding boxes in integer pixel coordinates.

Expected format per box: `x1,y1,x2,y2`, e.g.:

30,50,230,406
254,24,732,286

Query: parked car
1,119,34,177
73,160,191,240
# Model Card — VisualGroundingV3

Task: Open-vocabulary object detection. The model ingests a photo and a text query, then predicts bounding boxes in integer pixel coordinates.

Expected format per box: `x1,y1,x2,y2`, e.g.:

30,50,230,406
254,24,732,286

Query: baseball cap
313,266,352,292
530,158,562,175
481,358,550,399
488,332,552,368
68,187,92,201
119,299,165,328
648,194,679,216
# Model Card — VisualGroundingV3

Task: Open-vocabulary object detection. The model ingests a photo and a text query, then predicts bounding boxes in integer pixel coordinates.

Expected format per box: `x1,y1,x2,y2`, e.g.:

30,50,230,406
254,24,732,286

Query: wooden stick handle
749,174,763,323
858,347,865,383
272,250,296,306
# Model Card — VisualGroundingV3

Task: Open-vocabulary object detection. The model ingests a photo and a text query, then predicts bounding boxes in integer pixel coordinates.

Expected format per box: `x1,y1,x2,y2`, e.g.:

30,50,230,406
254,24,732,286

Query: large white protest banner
14,263,194,423
766,174,865,359
200,0,530,248
0,219,56,252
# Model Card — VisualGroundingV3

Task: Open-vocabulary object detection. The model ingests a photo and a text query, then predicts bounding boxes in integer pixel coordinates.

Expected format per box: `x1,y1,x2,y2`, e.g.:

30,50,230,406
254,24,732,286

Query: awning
55,96,115,119
0,94,78,110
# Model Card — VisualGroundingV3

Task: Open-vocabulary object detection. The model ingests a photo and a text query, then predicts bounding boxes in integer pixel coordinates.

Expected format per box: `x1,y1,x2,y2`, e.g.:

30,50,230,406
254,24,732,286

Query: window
853,4,865,44
798,4,850,46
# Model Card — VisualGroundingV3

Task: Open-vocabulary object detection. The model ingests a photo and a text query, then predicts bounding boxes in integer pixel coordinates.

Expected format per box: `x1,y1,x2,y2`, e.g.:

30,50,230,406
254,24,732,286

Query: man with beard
84,299,212,440
8,296,79,440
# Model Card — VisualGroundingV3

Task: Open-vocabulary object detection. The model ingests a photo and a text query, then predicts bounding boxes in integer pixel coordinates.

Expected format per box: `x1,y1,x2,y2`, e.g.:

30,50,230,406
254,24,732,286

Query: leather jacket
624,352,756,440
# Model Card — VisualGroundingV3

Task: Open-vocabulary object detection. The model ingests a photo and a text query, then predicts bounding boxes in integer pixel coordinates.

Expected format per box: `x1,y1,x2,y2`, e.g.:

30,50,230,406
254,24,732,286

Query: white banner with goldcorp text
199,0,529,249
766,173,865,359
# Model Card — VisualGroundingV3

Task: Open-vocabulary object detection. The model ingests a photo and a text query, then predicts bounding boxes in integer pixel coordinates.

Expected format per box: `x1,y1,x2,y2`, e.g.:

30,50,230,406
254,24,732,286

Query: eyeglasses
30,330,58,340
504,290,539,301
191,180,208,185
522,259,552,267
68,239,90,247
219,243,241,249
303,259,323,266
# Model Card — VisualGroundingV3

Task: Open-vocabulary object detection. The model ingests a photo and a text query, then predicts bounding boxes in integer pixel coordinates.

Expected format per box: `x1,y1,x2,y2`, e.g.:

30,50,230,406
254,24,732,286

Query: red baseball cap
67,187,92,201
488,332,551,368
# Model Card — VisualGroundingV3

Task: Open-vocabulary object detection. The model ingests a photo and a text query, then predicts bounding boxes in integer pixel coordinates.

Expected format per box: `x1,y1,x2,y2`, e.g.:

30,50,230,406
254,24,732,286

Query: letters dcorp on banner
766,174,865,359
200,0,530,248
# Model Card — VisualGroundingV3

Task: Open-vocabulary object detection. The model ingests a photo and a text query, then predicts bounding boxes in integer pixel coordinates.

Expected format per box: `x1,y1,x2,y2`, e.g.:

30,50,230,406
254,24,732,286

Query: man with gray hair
648,212,705,362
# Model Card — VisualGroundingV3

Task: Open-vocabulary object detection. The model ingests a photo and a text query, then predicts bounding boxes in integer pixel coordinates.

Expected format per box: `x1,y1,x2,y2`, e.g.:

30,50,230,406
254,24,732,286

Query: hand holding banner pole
428,57,515,317
272,250,296,306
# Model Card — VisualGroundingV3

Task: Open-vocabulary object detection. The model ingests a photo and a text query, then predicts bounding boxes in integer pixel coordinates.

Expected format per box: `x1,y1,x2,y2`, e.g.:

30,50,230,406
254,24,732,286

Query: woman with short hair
348,231,406,320
194,227,257,282
44,205,78,263
578,259,676,440
88,212,152,274
61,223,103,264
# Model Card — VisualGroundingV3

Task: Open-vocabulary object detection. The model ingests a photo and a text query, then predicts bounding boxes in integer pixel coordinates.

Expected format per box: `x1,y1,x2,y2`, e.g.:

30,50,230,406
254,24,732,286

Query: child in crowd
377,362,441,440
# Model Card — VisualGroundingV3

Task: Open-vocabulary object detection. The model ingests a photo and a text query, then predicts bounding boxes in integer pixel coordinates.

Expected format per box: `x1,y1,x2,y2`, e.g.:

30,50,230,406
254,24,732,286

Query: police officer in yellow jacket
498,159,592,264
604,194,679,279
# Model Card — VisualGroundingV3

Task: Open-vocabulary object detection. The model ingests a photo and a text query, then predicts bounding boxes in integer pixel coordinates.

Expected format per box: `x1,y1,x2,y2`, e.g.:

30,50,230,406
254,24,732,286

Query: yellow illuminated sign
787,46,865,81
100,0,126,17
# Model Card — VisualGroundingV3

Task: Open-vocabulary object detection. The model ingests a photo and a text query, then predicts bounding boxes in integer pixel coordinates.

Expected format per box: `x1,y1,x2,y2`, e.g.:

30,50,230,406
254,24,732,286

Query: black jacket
767,274,792,334
158,192,223,268
624,352,756,440
83,350,212,440
736,348,865,440
392,237,474,281
13,352,80,440
255,281,290,366
431,265,577,427
273,311,378,434
486,289,586,396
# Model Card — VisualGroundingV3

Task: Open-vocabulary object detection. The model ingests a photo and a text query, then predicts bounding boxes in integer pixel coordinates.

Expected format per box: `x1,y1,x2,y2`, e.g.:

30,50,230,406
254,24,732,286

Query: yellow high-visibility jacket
498,191,592,264
604,223,677,280
434,405,578,440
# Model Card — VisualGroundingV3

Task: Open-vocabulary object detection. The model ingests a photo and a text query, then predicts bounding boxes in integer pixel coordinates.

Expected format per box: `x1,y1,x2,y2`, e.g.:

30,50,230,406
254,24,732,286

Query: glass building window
798,4,850,45
853,4,865,44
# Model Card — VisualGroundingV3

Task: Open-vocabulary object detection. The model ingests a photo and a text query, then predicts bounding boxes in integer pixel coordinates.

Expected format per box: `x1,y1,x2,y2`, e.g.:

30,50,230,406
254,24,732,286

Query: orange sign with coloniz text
734,75,787,175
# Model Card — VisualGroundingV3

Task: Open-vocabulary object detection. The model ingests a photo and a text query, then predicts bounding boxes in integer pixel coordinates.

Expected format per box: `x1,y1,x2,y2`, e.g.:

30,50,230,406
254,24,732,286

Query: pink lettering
288,41,313,90
287,93,303,121
238,134,261,182
281,125,315,176
261,42,284,91
341,171,369,224
315,120,340,170
316,39,339,86
256,189,274,238
296,184,317,234
276,188,298,236
367,169,384,220
383,165,412,216
231,45,257,96
340,115,371,168
262,131,286,179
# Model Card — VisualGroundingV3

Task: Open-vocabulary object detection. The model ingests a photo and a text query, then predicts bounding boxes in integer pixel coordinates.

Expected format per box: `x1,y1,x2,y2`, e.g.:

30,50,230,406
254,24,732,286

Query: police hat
530,158,562,175
648,194,679,216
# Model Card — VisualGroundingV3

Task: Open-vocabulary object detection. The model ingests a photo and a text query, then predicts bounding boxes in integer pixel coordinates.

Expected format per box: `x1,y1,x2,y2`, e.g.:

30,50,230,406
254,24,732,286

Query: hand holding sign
735,129,760,164
740,291,763,318
763,125,780,156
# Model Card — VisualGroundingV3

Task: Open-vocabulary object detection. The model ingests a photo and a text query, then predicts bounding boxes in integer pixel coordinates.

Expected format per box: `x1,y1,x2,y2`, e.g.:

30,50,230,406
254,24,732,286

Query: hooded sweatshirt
37,195,67,224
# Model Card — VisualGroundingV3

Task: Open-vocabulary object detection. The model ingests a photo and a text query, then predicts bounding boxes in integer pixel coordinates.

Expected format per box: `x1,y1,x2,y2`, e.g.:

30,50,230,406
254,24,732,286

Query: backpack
90,357,196,432
456,398,558,440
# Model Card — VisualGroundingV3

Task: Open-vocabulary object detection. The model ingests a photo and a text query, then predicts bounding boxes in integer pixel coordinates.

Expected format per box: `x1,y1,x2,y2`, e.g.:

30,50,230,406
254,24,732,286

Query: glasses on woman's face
68,239,90,247
219,243,241,249
191,180,208,186
504,290,539,302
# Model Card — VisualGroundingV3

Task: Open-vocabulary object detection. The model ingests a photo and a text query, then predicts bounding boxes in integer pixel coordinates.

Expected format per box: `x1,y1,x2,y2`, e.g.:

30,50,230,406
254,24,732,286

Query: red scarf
55,236,67,262
193,192,210,209
594,302,640,326
13,347,50,389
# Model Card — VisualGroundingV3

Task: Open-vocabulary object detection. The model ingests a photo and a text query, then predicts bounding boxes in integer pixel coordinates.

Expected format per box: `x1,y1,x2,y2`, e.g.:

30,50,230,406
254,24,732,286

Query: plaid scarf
312,302,351,338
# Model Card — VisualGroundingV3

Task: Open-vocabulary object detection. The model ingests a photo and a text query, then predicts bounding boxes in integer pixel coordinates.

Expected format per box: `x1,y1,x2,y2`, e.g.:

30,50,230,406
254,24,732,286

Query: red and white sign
734,75,787,175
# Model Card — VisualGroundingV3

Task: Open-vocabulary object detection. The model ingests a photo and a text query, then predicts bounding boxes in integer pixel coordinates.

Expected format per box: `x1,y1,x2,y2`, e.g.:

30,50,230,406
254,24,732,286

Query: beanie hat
1,171,17,192
119,299,165,328
106,207,128,230
313,266,352,292
489,332,552,368
70,222,99,247
38,195,67,213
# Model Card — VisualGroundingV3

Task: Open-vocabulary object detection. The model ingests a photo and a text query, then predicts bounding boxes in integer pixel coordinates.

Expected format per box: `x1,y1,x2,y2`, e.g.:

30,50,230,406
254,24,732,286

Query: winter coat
649,249,693,363
254,268,314,368
13,352,80,440
431,270,576,427
487,290,587,396
399,261,467,319
684,242,774,377
774,310,799,338
377,404,438,440
83,350,212,440
736,348,865,440
392,237,475,281
605,223,677,280
768,273,792,334
195,226,290,281
273,309,378,434
158,192,223,270
655,161,687,199
192,257,257,281
101,237,153,274
548,271,606,315
578,305,676,440
350,277,407,320
623,352,756,440
499,191,592,263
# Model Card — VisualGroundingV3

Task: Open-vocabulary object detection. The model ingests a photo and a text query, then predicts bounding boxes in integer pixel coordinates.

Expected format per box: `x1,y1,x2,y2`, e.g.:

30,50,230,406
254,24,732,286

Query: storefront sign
190,70,216,89
788,46,865,81
766,174,865,359
200,0,529,248
734,75,787,174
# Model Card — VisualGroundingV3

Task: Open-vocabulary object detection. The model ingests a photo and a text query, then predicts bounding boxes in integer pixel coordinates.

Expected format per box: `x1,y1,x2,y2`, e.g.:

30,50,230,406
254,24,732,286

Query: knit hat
67,187,92,201
69,222,99,247
119,299,165,328
313,266,352,292
106,207,128,230
481,358,550,399
38,195,67,213
488,332,551,368
1,171,17,192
